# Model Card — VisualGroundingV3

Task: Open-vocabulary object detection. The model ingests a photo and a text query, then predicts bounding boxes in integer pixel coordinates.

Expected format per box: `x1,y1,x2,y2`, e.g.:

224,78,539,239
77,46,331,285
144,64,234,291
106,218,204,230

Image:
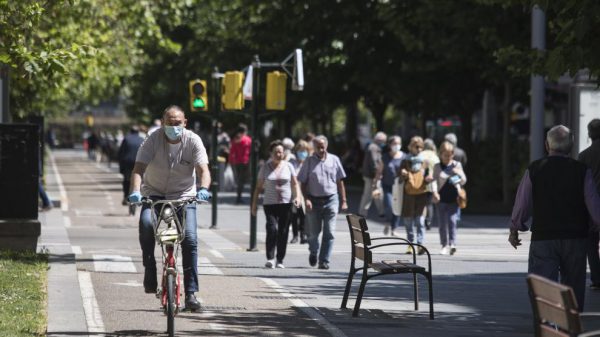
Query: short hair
163,105,185,117
424,138,437,152
269,140,284,152
236,123,248,135
282,137,295,150
444,133,458,146
439,140,454,155
546,125,573,154
313,135,328,145
588,119,600,141
387,135,401,146
409,136,424,149
295,139,309,152
374,131,387,143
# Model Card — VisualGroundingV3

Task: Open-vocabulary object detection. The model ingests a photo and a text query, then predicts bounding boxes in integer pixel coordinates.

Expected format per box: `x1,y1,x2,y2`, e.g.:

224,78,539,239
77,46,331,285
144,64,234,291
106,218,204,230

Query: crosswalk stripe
199,228,242,251
198,256,224,275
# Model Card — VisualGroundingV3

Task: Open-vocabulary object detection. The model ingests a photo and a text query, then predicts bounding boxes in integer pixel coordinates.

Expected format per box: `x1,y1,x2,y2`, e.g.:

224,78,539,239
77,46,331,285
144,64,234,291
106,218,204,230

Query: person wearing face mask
289,139,310,243
373,135,405,236
358,132,387,218
400,136,433,255
127,105,211,311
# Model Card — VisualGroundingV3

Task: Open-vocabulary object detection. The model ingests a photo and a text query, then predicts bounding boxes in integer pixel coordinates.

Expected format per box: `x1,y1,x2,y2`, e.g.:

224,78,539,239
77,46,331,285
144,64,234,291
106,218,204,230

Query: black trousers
264,203,292,262
232,163,249,199
290,206,305,237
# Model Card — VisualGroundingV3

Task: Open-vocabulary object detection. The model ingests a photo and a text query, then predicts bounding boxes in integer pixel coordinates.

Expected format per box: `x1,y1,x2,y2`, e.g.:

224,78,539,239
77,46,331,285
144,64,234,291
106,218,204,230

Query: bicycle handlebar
130,197,209,206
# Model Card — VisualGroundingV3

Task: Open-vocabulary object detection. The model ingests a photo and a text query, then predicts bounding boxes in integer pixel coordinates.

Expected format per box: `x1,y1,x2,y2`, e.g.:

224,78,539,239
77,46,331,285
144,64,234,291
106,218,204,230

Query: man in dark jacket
508,125,600,310
118,125,144,205
578,119,600,290
358,132,386,217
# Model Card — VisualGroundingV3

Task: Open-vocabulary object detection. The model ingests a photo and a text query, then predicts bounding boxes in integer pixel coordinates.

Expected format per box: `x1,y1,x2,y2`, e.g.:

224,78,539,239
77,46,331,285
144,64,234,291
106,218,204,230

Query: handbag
457,187,467,209
392,177,404,216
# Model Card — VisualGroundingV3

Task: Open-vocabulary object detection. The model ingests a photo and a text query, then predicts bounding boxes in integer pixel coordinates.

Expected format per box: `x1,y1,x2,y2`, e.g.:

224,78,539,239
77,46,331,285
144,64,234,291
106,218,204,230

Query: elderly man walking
358,132,387,218
298,135,348,270
509,125,600,310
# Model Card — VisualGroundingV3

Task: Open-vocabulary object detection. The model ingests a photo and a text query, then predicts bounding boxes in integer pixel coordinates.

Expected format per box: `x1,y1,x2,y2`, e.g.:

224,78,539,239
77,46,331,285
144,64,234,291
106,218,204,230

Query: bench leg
413,273,419,311
352,272,369,317
341,267,356,309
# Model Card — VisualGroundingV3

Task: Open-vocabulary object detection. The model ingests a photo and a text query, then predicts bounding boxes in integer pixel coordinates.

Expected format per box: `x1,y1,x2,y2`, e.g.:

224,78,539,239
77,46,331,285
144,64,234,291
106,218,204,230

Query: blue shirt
297,153,346,197
381,151,405,187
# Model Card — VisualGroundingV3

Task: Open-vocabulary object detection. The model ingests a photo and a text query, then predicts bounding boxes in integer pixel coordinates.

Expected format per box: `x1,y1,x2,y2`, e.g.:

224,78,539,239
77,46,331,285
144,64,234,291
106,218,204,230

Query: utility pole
248,55,260,251
0,64,9,123
210,68,223,229
530,4,546,162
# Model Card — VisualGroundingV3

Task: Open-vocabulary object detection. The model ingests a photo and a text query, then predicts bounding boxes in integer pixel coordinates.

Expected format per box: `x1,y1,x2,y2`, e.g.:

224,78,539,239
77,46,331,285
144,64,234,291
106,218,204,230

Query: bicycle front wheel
166,273,175,337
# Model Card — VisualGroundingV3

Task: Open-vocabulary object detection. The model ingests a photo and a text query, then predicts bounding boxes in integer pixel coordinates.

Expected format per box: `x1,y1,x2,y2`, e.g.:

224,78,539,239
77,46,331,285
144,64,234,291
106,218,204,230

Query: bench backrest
526,274,582,337
346,214,372,264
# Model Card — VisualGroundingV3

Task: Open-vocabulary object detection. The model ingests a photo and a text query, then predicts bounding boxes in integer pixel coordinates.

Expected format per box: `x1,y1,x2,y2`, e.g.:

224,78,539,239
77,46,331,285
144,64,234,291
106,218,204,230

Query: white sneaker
383,225,390,235
440,246,449,255
276,262,285,269
265,260,275,268
450,245,457,255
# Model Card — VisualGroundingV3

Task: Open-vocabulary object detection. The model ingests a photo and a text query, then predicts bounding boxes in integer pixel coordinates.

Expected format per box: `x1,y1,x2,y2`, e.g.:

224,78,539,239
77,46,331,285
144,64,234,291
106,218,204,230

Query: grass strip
0,250,48,337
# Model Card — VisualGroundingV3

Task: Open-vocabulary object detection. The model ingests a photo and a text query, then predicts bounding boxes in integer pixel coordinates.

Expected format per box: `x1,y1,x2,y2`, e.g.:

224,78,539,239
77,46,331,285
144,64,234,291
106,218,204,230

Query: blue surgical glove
196,187,211,201
128,191,142,203
449,175,461,186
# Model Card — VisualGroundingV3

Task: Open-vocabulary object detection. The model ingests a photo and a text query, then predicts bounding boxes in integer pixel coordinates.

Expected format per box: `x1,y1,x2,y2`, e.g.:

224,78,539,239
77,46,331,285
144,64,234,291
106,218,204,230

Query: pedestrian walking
358,132,387,218
229,123,252,204
508,125,600,310
289,139,310,244
127,105,212,310
444,133,467,168
421,138,440,230
118,125,144,206
577,118,600,290
432,141,466,255
400,136,432,255
282,137,296,162
298,135,348,270
374,135,405,236
251,140,302,269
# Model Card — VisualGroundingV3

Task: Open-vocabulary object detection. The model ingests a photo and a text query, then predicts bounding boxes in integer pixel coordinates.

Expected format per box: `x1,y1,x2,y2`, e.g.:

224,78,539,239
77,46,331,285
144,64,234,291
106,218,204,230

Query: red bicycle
139,197,200,337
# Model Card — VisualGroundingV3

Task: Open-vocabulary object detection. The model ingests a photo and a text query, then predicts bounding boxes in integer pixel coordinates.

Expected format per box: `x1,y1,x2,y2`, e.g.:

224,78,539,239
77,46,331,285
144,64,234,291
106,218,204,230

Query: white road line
93,254,137,273
48,150,69,211
199,228,242,251
259,278,347,337
78,271,105,333
209,322,226,330
63,216,71,228
71,246,82,255
209,249,224,258
198,256,224,275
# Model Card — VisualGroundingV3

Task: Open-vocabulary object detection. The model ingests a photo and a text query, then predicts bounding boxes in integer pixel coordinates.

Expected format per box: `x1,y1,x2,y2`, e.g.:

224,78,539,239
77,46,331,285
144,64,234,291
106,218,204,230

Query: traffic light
189,79,208,112
221,71,245,110
265,71,287,111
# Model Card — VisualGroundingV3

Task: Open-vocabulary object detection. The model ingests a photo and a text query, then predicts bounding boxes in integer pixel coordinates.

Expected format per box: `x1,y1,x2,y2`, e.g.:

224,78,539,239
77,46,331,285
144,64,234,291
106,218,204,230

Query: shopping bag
392,177,404,216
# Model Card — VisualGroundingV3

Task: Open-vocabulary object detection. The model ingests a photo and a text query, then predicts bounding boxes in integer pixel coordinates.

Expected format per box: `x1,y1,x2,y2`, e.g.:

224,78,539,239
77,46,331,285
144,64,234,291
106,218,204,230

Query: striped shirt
258,160,297,205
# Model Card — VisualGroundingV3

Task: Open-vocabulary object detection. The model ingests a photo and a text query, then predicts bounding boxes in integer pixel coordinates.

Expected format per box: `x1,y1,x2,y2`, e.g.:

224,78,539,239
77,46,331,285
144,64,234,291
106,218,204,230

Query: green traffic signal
193,97,205,109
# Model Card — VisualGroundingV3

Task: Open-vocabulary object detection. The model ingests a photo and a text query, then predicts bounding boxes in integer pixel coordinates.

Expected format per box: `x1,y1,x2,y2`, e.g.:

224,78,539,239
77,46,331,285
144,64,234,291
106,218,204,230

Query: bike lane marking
78,271,105,333
198,228,242,251
259,277,348,337
93,254,137,273
48,149,69,211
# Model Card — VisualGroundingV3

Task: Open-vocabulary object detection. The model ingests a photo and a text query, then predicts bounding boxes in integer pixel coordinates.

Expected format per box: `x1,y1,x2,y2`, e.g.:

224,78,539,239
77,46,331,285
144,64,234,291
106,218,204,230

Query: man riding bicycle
128,105,211,311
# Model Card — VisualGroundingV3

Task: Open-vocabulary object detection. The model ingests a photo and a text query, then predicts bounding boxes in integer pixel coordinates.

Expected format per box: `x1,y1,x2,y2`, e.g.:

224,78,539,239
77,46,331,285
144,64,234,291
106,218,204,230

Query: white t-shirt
136,128,208,199
258,160,296,205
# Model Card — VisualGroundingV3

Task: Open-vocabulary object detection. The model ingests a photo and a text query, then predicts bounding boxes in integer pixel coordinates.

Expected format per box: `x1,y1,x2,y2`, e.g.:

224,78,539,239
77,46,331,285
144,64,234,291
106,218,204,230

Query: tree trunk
502,81,512,206
346,102,358,143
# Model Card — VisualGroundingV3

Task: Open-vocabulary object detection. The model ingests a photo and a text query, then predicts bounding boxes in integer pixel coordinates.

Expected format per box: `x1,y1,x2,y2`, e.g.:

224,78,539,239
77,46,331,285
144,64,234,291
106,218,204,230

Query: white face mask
164,125,184,140
392,144,401,153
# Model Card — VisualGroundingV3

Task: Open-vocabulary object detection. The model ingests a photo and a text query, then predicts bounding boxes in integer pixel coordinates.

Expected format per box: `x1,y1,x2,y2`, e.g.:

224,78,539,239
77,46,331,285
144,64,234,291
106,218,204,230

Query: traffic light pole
210,68,223,229
248,55,260,251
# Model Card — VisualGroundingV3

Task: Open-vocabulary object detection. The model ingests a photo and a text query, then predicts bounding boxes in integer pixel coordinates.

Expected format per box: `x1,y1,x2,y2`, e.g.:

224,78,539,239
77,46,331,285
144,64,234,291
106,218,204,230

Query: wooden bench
341,214,434,318
527,274,600,337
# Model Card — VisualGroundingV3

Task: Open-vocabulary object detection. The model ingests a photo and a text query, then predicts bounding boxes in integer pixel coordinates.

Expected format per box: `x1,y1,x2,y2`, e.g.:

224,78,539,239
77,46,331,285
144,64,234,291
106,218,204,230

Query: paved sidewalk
38,149,600,337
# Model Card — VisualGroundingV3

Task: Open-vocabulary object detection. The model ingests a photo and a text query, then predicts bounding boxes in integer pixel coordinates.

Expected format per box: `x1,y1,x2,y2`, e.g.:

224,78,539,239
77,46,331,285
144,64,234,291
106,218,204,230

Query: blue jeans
382,184,401,230
437,202,459,247
403,215,425,244
528,238,588,311
139,197,198,294
306,195,338,264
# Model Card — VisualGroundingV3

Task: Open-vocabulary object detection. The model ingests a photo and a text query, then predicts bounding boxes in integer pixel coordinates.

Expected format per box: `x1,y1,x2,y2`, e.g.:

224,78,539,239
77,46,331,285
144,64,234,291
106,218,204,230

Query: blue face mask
296,151,308,160
164,125,184,141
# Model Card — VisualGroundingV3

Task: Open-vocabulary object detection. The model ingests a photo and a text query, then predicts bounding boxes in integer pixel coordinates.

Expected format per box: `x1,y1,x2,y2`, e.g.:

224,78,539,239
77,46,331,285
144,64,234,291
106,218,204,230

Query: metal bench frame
341,214,434,319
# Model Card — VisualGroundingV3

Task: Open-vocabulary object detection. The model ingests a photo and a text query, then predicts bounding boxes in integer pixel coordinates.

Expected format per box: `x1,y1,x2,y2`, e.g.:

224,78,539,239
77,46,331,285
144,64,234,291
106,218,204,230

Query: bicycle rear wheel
166,273,175,337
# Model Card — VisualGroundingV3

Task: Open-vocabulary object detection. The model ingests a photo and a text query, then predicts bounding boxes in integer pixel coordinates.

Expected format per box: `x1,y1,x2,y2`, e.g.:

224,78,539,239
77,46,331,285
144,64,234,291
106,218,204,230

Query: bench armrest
369,242,432,271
